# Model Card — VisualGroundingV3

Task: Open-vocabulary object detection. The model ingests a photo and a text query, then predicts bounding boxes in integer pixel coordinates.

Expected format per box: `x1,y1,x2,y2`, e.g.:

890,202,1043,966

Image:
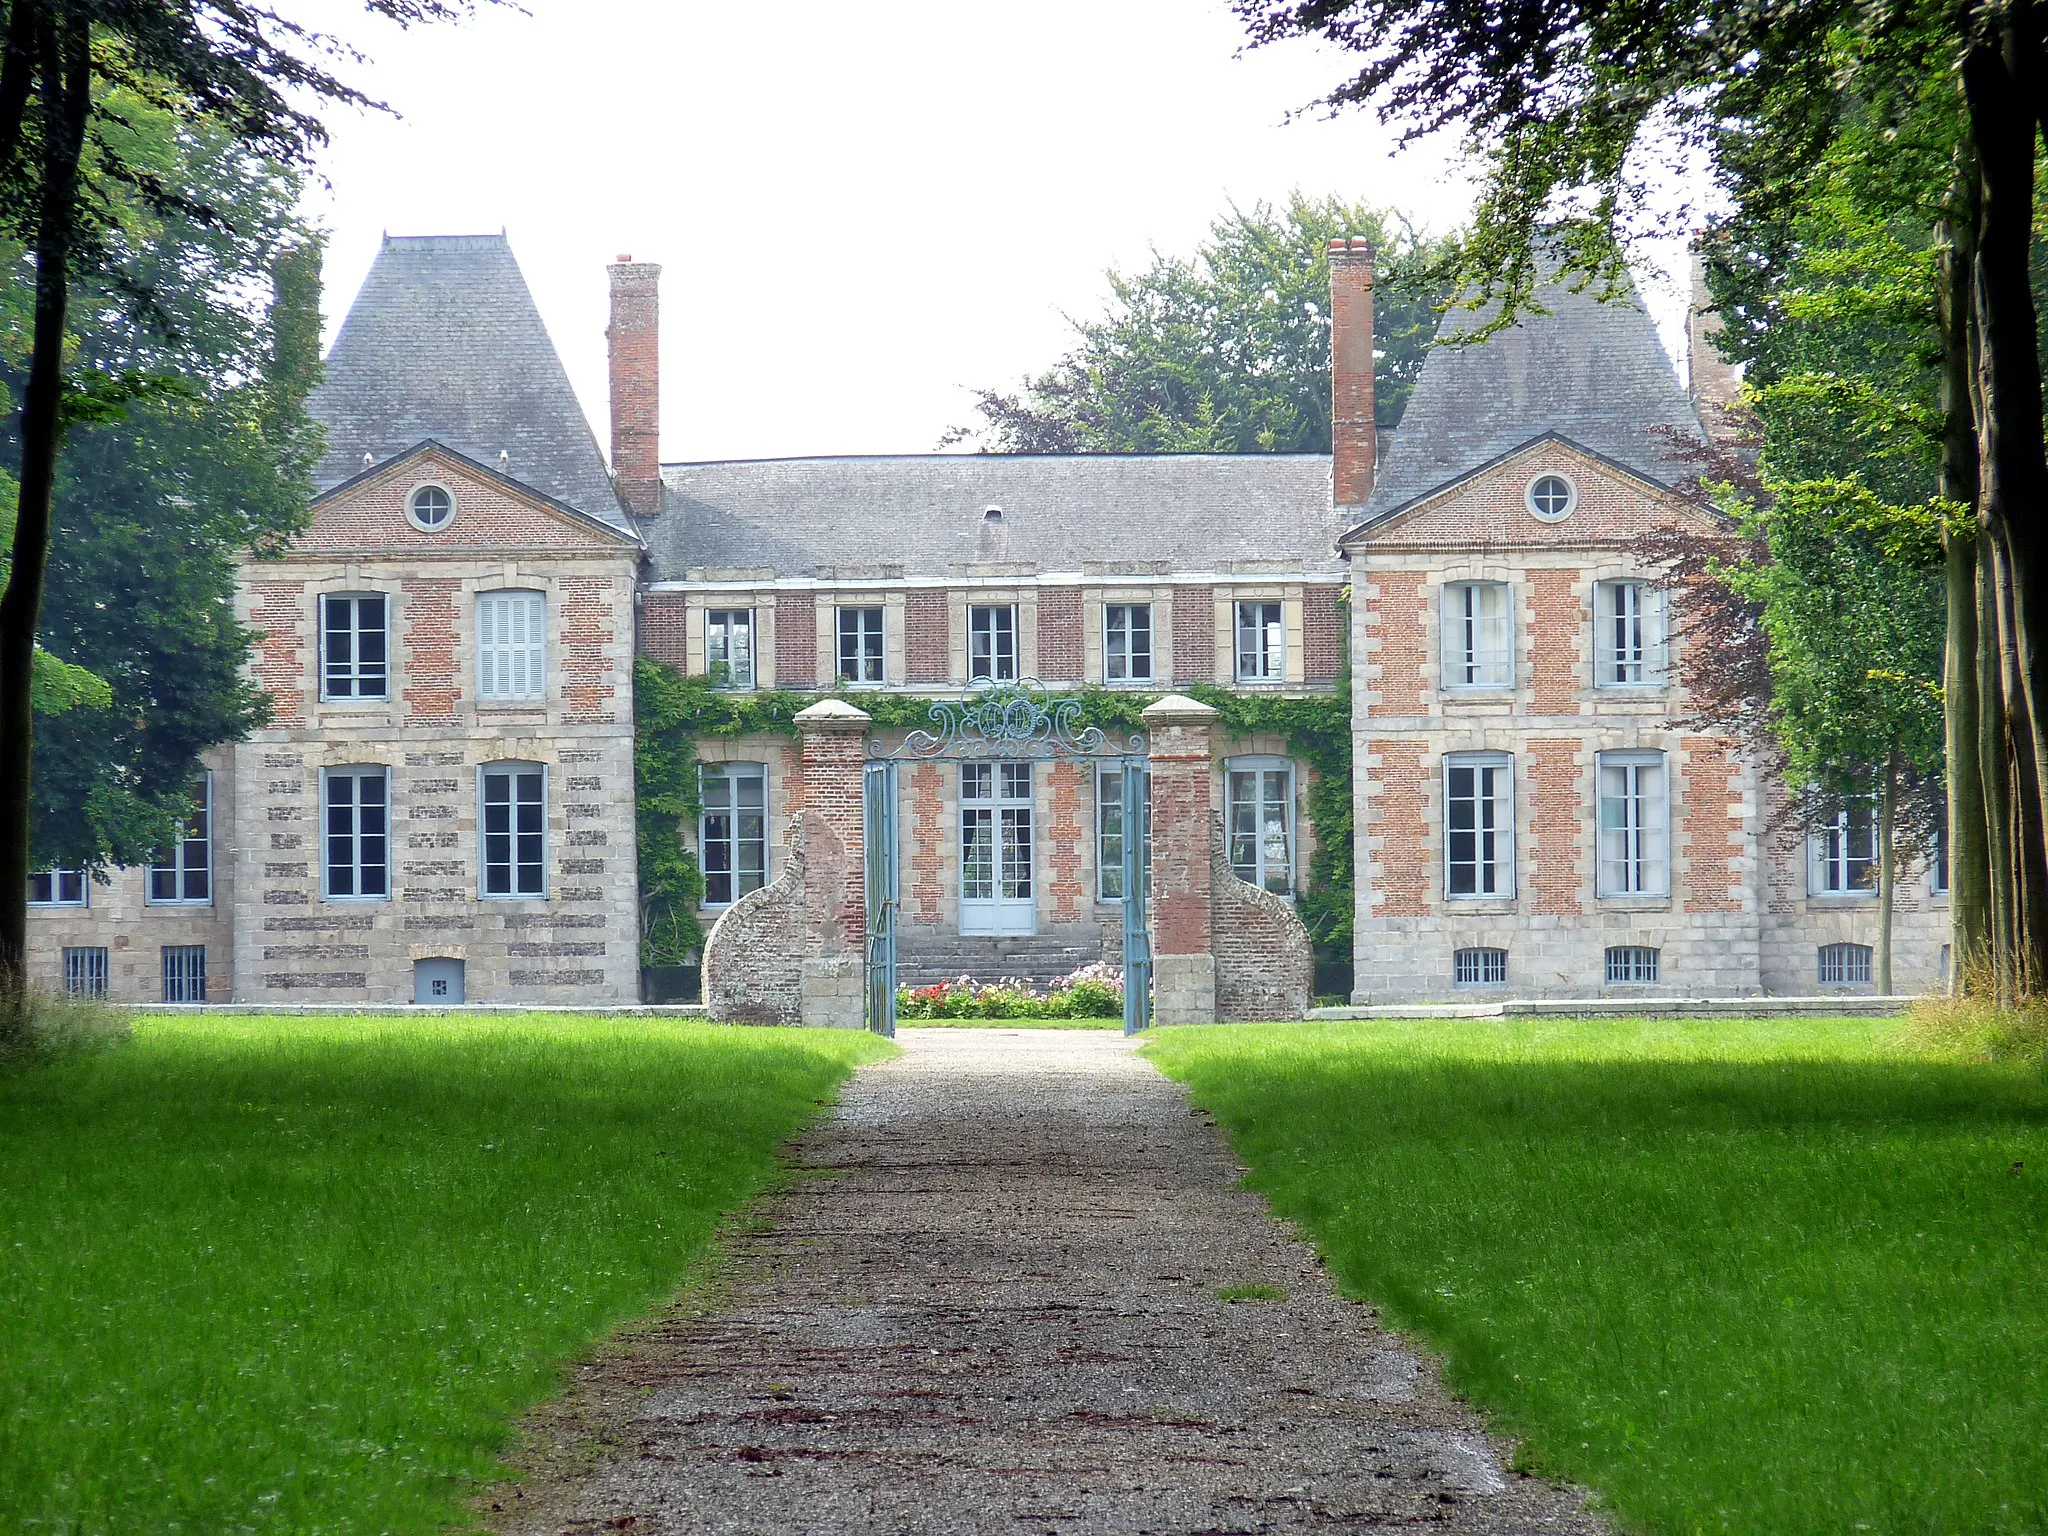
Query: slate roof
1353,267,1706,528
644,454,1344,580
309,234,629,529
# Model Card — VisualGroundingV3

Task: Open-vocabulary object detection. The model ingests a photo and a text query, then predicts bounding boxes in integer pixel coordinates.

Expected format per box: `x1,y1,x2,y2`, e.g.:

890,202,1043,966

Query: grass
1212,1282,1289,1303
1145,1016,2048,1536
0,1013,892,1536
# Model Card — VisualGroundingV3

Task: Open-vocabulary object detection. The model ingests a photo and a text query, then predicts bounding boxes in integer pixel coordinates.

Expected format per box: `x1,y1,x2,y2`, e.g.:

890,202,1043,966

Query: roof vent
361,451,374,469
983,504,1003,521
498,449,510,474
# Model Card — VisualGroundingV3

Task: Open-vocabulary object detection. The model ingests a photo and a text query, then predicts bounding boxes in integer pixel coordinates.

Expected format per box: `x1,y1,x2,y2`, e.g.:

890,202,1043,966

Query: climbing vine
633,657,1353,967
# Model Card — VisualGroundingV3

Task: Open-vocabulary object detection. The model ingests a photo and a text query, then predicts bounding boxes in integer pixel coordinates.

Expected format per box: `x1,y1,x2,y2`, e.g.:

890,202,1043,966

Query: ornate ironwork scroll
878,678,1146,762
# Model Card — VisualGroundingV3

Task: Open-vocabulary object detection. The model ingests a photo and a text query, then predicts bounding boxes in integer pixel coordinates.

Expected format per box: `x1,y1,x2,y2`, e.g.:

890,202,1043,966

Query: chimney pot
607,256,663,516
1329,238,1377,507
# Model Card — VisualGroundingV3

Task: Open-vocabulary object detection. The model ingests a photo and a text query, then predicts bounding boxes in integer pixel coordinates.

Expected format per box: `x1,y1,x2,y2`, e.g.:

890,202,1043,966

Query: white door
959,761,1035,935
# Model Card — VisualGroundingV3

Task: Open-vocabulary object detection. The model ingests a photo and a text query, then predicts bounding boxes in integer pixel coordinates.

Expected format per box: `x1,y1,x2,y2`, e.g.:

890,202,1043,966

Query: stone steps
894,933,1106,989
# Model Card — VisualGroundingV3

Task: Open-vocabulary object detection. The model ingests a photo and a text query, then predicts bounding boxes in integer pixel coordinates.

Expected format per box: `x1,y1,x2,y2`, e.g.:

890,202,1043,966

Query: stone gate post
793,698,870,1026
1141,694,1219,1025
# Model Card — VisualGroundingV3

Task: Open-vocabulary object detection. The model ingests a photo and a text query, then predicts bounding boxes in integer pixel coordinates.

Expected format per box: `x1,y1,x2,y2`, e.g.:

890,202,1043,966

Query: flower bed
896,964,1123,1020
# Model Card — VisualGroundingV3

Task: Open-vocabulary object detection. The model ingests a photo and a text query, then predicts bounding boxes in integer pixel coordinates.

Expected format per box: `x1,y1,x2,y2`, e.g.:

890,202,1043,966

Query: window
1105,603,1153,683
707,609,755,689
1227,759,1295,895
1596,581,1663,686
1445,753,1515,898
1095,764,1151,901
478,590,546,701
27,868,85,905
1597,752,1669,897
837,606,885,685
1441,582,1512,688
481,764,547,897
322,594,388,700
1526,474,1576,520
408,483,454,530
1818,942,1873,986
1811,801,1877,895
63,947,108,999
969,604,1017,682
1605,945,1661,984
1236,600,1284,681
700,763,767,906
1454,947,1509,986
148,775,213,904
161,945,207,1003
1932,802,1949,895
323,767,389,899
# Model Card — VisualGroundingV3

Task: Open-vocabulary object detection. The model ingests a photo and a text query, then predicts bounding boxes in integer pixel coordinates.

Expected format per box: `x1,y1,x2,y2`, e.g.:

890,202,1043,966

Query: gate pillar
792,698,871,1027
1141,694,1219,1025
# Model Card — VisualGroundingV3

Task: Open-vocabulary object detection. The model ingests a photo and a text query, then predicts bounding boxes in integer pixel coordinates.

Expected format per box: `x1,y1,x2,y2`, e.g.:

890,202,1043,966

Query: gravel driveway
489,1027,1606,1535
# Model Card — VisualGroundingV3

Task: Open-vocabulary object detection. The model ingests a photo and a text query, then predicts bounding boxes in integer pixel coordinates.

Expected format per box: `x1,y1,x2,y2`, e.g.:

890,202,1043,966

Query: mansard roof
645,454,1343,580
308,233,630,530
1353,267,1707,530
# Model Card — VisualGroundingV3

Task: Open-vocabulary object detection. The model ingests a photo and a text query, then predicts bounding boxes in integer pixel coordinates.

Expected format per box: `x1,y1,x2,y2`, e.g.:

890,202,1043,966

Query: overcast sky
300,0,1689,464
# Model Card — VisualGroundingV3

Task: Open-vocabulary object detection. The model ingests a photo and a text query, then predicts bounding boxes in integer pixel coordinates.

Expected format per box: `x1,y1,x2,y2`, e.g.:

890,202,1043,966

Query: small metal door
1120,760,1152,1035
414,957,465,1004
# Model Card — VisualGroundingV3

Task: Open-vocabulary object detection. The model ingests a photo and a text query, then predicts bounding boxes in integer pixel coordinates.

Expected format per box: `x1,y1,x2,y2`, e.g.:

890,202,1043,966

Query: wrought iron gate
862,680,1151,1037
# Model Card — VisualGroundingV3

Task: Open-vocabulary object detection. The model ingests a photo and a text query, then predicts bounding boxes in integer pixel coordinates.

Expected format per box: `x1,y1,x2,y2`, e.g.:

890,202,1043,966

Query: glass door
959,761,1035,935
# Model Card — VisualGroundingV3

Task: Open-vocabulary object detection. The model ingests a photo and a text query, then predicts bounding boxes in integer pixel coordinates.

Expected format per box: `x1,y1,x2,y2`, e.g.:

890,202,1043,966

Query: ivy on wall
632,657,1354,968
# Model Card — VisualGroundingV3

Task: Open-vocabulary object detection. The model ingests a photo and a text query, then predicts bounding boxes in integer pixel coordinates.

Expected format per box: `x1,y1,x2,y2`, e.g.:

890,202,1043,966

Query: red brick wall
1172,586,1214,686
251,581,306,726
908,762,946,927
1330,240,1377,506
1365,570,1427,717
1528,737,1583,915
1356,444,1700,551
1045,761,1086,920
1036,589,1083,682
905,591,948,685
300,455,616,553
1369,739,1429,916
1682,735,1745,912
641,591,688,671
776,592,817,688
562,575,617,723
1147,712,1214,956
1303,584,1344,684
606,261,661,516
401,578,459,722
1528,569,1581,715
798,721,868,952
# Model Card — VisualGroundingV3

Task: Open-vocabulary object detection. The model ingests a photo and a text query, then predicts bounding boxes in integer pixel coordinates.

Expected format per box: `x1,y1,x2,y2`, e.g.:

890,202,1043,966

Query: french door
959,761,1035,935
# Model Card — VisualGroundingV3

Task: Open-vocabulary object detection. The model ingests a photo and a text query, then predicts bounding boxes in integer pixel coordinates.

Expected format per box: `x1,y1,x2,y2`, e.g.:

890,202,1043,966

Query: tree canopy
945,194,1454,454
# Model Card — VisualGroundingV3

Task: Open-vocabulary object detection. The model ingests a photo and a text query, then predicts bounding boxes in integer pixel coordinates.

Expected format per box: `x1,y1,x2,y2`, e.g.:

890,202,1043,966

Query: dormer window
983,504,1003,521
408,483,454,531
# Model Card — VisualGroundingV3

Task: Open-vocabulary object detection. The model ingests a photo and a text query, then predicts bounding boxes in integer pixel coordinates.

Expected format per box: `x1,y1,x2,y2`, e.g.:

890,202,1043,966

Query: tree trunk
1876,758,1897,996
0,9,87,1009
1938,187,1989,979
1979,548,2018,1001
1962,13,2048,1003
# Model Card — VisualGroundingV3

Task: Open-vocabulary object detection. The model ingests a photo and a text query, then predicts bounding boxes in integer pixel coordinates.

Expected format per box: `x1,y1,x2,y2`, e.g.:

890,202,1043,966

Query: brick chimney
1686,244,1746,445
1329,237,1376,507
607,255,662,516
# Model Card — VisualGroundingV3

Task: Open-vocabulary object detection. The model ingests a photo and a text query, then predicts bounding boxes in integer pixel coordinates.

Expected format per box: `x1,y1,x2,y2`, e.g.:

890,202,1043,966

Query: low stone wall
1211,834,1314,1021
703,821,811,1024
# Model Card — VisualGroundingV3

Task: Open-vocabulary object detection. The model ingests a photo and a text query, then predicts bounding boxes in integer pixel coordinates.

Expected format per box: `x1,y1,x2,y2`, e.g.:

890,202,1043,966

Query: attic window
983,504,1003,521
408,483,454,531
1526,473,1576,521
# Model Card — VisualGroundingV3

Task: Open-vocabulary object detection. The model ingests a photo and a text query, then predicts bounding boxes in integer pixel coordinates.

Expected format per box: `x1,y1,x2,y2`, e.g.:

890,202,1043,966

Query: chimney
607,254,662,516
1329,237,1376,507
1686,244,1745,444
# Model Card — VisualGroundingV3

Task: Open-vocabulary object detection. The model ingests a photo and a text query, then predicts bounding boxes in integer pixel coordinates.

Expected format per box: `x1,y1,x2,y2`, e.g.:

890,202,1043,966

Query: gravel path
491,1027,1605,1535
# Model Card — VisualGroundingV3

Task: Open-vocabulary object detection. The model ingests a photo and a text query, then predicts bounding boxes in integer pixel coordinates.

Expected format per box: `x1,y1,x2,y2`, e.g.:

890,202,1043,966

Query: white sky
300,0,1691,464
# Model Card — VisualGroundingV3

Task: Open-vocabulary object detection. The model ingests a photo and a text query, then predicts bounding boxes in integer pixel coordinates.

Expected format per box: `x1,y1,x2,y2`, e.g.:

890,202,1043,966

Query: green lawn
1145,1017,2048,1536
0,1014,892,1536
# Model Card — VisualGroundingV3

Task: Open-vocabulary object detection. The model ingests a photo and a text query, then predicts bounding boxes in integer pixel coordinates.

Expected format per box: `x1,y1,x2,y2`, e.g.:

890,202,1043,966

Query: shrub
0,989,130,1066
896,965,1125,1020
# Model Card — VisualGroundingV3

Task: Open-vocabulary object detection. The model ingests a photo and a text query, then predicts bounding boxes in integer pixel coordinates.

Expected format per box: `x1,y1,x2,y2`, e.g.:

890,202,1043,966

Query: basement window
1453,947,1508,987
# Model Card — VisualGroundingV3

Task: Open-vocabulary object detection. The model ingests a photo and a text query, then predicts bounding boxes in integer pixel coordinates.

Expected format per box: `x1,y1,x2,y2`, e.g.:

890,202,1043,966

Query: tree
944,194,1454,453
1237,0,2048,998
0,0,491,1013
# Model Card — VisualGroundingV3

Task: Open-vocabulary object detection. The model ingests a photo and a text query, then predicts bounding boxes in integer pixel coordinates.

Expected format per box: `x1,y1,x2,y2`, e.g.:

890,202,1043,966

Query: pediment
294,441,640,556
1340,435,1725,551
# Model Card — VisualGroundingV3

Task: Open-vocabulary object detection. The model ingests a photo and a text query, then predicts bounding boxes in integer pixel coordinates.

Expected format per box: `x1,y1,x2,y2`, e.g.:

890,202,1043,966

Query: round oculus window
1526,473,1576,521
408,483,454,530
